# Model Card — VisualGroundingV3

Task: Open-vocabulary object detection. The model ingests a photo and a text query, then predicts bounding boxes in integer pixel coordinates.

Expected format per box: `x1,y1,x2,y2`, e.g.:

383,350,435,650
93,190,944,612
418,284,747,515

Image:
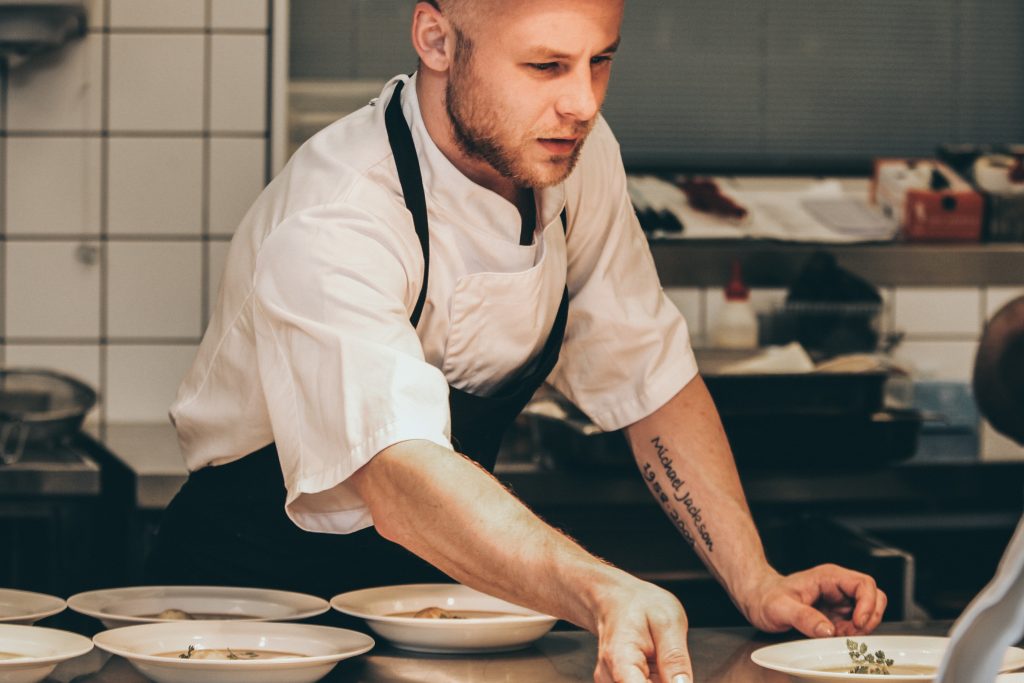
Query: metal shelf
650,240,1024,288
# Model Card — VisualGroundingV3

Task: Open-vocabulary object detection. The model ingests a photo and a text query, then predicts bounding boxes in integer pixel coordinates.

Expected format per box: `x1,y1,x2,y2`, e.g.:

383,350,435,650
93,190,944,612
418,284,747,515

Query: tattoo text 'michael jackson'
641,436,714,553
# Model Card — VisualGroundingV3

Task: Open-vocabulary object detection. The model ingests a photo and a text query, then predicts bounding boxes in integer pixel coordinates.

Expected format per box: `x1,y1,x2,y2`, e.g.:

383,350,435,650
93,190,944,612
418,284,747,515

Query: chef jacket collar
391,73,568,244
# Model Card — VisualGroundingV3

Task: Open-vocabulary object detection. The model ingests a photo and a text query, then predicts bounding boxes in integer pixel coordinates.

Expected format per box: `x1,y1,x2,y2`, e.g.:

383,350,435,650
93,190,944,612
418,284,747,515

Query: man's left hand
742,564,888,638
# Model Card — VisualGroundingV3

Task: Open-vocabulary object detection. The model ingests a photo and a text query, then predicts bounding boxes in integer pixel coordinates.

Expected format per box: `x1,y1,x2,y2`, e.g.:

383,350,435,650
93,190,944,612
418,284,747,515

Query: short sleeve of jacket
253,193,452,534
548,117,699,431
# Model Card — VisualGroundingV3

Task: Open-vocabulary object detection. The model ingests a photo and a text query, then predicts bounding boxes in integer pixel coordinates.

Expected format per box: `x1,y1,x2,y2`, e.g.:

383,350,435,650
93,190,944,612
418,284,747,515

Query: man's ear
412,2,454,72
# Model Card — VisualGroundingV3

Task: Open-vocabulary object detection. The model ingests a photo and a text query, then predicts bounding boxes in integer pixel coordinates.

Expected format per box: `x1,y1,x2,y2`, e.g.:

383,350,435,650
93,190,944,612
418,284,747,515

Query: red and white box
871,158,984,242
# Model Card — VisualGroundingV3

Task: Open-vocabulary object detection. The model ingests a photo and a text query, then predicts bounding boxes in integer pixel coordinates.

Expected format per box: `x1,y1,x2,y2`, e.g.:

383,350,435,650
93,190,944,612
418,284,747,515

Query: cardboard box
872,158,984,242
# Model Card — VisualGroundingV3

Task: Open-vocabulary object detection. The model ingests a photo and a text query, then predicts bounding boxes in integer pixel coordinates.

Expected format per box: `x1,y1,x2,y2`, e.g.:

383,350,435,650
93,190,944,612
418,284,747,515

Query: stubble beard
444,59,590,190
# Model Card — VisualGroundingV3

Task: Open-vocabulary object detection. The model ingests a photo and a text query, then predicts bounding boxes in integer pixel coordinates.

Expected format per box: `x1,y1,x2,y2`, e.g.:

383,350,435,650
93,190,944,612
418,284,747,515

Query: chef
149,1,887,681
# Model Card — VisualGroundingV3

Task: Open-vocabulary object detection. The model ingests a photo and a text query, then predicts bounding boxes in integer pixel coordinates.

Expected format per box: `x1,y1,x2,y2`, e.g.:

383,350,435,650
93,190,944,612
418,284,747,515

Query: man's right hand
591,578,693,683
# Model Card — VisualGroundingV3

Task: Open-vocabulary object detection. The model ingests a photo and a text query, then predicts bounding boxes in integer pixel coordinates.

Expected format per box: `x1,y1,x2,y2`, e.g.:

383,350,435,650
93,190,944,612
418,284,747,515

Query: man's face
443,0,624,190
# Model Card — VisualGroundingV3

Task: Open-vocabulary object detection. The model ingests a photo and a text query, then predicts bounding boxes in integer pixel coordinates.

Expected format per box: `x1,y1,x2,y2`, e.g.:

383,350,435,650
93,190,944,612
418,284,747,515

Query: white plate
330,583,557,654
752,635,1024,681
92,620,374,683
0,589,66,624
0,623,93,683
67,586,330,629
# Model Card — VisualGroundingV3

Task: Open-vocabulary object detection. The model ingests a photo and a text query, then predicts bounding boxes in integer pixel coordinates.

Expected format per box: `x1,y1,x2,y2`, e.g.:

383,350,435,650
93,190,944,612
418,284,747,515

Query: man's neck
415,70,520,207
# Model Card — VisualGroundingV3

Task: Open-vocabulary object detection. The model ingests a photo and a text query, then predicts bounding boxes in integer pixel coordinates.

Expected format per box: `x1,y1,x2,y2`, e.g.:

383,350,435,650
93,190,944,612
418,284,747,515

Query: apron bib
146,79,569,600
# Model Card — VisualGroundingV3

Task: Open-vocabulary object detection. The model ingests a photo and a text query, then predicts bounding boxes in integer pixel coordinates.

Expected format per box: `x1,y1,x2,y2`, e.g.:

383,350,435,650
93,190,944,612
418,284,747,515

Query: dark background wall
290,0,1024,172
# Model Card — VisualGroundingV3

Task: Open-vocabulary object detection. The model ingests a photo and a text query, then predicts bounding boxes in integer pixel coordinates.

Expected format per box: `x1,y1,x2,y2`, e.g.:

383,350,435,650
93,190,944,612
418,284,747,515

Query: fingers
857,588,887,634
651,634,692,683
594,631,650,683
593,594,693,683
783,600,836,639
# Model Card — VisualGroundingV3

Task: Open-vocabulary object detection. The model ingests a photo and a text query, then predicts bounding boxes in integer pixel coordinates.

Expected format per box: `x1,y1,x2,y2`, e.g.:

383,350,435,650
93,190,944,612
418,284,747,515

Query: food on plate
147,610,249,620
162,644,305,660
412,607,459,619
0,652,26,661
817,639,938,675
155,609,194,620
390,607,517,619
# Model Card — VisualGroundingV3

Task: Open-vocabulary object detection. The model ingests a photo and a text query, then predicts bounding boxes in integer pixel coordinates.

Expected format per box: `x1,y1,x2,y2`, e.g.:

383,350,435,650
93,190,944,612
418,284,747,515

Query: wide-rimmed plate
93,620,374,683
752,635,1024,681
0,589,66,624
0,623,93,683
68,586,329,629
330,583,557,654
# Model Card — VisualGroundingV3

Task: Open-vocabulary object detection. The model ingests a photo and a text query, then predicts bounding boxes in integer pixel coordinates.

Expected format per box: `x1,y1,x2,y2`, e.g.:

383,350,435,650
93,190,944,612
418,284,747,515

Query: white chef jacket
170,74,698,534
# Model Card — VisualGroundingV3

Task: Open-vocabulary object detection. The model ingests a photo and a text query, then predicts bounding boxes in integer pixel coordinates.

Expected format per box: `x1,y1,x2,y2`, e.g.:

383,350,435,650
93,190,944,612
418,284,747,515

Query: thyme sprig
847,639,895,675
178,645,195,660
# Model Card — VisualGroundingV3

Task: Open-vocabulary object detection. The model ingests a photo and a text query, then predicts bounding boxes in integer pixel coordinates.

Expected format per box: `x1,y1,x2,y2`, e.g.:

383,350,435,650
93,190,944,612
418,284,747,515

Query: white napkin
936,513,1024,683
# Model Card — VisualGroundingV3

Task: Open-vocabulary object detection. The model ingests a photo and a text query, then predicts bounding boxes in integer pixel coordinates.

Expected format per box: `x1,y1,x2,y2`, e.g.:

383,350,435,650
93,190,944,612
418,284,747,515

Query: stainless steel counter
0,443,100,497
46,621,955,682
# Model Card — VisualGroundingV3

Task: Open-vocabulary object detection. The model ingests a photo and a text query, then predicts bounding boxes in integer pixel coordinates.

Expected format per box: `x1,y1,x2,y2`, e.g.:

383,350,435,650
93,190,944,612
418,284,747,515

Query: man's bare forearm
347,439,633,632
625,375,778,615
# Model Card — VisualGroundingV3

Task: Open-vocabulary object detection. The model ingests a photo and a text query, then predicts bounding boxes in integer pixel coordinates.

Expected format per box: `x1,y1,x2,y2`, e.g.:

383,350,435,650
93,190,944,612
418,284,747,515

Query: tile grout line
0,57,8,363
200,0,213,331
98,0,111,436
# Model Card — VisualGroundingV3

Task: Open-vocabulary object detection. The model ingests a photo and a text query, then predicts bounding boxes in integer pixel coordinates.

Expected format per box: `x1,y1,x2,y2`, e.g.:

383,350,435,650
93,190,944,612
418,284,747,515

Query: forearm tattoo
642,436,714,553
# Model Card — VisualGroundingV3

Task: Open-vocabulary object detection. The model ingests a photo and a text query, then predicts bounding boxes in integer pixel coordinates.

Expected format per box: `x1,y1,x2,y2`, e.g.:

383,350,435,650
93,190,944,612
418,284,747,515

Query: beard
444,60,593,189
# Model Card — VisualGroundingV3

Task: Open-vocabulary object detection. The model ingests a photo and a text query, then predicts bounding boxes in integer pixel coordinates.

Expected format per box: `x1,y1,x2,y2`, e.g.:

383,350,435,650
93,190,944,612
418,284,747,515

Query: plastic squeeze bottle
711,260,759,349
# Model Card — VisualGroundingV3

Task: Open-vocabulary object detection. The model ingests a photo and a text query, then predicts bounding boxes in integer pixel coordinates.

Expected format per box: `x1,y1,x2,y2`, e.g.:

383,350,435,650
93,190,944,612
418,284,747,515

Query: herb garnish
178,645,195,660
847,639,894,675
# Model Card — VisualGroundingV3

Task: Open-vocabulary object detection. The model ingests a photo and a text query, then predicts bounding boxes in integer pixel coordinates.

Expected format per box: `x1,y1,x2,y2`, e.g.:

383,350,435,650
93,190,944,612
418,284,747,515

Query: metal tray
0,368,97,465
696,348,889,416
703,371,888,416
527,408,921,471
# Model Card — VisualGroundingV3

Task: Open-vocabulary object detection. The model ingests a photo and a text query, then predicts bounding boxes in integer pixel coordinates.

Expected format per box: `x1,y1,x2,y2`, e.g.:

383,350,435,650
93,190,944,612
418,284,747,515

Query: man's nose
556,66,600,122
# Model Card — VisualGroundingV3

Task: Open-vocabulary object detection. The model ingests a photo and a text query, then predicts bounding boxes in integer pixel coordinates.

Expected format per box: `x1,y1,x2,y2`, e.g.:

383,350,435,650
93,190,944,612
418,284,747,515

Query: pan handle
0,420,30,465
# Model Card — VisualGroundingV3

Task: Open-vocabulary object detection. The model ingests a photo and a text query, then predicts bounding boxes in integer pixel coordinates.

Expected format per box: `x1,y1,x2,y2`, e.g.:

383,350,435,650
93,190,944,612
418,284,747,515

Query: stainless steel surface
45,622,957,682
0,443,99,496
652,240,1024,287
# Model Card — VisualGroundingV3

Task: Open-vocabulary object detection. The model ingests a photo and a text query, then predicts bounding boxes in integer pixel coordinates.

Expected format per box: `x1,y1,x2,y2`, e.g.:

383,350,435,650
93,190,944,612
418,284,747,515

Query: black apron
146,80,569,602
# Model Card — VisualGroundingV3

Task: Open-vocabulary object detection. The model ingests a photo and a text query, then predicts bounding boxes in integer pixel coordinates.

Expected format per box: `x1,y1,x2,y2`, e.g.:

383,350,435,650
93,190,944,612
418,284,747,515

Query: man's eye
528,62,559,72
591,56,613,66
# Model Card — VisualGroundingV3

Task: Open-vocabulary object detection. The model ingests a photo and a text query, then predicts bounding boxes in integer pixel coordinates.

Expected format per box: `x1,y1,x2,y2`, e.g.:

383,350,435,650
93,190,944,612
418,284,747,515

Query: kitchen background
1,0,1022,456
0,0,1023,626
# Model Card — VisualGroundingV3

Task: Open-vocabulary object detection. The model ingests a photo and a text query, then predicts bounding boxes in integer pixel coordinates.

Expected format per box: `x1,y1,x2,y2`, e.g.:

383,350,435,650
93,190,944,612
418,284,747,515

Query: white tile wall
1,0,275,424
663,287,703,340
5,242,102,338
107,243,203,338
6,137,102,235
109,0,205,29
210,35,269,132
6,35,104,132
106,345,198,422
893,287,982,337
109,35,205,132
211,0,269,29
207,240,232,320
108,138,204,235
209,138,265,235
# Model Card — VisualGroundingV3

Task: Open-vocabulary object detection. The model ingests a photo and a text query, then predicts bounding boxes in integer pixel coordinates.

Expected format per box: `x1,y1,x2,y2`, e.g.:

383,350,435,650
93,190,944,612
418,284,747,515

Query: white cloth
936,513,1024,683
170,74,697,533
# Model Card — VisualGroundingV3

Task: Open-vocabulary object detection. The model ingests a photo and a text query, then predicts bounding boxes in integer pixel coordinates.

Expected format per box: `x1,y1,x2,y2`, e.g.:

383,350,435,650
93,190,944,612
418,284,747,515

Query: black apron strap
385,80,431,328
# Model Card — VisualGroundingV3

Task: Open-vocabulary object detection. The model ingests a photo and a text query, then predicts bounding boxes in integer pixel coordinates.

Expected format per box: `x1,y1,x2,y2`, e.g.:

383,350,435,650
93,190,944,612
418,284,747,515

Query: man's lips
538,138,578,155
